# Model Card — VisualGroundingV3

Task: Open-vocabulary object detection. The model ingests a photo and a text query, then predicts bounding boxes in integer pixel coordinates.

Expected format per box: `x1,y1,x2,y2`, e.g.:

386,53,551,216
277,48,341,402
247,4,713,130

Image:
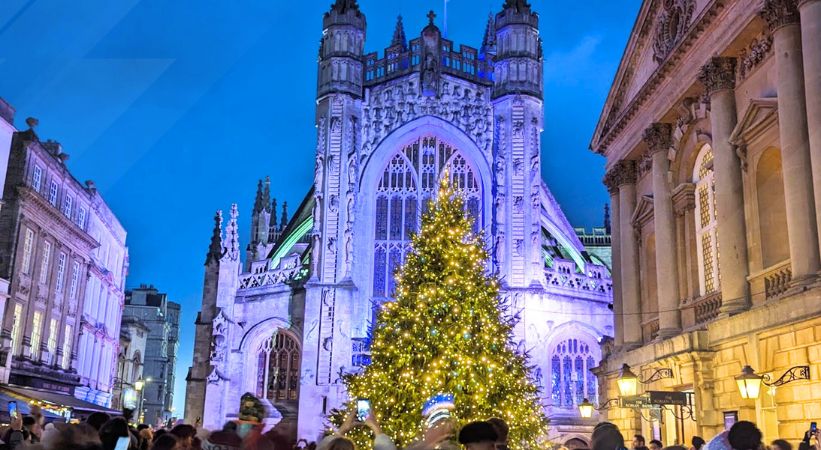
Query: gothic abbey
185,1,613,445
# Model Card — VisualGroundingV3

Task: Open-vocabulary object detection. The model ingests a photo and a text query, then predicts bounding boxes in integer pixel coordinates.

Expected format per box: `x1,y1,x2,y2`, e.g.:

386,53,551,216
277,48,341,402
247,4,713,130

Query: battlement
364,38,493,87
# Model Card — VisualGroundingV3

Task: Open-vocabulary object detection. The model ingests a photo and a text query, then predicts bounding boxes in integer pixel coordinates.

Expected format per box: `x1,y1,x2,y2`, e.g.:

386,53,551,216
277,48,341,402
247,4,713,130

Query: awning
0,391,64,423
0,385,121,417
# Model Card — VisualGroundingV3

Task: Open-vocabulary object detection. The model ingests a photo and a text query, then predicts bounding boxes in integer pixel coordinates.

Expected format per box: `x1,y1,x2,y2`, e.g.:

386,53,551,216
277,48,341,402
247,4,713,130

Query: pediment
729,98,778,146
632,194,655,229
591,0,713,154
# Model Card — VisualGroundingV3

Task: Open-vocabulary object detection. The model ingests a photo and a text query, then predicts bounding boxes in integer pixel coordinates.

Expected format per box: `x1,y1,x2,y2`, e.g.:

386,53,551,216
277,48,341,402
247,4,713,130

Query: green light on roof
270,217,314,269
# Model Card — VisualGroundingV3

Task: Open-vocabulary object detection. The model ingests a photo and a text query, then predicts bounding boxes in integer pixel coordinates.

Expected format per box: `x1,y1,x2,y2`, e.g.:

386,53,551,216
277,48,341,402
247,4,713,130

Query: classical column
761,0,821,281
614,161,641,347
673,184,698,301
643,123,681,338
604,171,623,348
698,57,750,314
797,0,821,262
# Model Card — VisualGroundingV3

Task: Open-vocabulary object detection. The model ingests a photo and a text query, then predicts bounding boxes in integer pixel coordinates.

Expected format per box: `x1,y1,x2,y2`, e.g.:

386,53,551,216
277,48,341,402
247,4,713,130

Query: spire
262,176,271,212
280,201,289,230
480,13,496,56
391,15,407,49
205,210,223,265
225,204,240,260
253,180,265,213
271,198,278,228
503,0,532,13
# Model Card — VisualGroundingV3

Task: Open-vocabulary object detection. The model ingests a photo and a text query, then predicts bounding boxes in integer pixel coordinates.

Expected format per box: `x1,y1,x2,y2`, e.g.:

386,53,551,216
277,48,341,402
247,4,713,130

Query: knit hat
458,421,498,444
591,422,624,450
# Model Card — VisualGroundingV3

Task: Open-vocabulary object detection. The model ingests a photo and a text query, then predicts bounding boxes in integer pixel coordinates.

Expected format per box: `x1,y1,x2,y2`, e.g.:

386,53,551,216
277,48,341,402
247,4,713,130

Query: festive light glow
332,177,547,449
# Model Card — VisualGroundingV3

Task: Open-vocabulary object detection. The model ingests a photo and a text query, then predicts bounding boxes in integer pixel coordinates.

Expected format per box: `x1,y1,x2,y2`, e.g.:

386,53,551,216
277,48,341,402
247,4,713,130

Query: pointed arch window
693,144,720,295
549,338,599,409
372,136,483,321
255,331,301,402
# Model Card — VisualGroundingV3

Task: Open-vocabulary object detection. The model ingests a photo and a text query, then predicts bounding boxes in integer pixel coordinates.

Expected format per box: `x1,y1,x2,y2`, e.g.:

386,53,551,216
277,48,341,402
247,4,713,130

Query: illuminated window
10,303,23,354
69,261,80,300
550,338,599,409
39,241,51,284
48,181,58,206
371,136,483,320
693,145,720,295
256,331,301,403
32,166,42,191
56,252,66,292
22,228,34,274
47,318,57,358
31,310,43,358
62,324,73,369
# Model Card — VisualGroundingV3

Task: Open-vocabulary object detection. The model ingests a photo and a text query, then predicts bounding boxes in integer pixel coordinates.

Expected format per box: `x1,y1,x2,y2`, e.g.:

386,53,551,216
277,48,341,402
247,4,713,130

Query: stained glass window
693,145,720,296
371,136,483,318
256,331,300,403
550,337,599,409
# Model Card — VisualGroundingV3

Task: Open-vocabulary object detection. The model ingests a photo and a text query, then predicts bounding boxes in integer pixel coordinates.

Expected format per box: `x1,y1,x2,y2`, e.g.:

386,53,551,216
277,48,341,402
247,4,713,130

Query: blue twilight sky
0,0,640,417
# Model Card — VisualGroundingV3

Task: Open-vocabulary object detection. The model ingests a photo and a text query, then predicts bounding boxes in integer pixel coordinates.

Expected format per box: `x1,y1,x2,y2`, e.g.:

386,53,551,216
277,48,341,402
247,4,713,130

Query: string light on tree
333,175,548,449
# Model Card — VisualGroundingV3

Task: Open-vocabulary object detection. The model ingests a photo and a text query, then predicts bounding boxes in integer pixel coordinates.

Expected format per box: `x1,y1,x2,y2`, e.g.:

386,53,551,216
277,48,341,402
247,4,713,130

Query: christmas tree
338,177,547,449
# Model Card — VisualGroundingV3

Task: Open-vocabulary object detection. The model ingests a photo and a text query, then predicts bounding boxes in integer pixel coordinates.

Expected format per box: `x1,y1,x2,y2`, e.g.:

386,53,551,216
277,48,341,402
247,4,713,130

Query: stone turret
317,0,366,99
493,0,542,99
185,205,241,429
491,0,545,287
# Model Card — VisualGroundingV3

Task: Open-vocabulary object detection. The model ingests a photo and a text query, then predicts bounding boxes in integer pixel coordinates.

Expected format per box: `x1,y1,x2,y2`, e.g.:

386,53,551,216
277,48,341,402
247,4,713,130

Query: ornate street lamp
578,398,620,418
735,365,810,400
616,364,673,397
579,399,594,418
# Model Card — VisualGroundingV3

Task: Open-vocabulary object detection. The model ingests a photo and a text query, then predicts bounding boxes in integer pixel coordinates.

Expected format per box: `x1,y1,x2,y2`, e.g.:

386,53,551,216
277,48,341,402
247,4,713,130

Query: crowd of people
0,404,818,450
590,421,820,450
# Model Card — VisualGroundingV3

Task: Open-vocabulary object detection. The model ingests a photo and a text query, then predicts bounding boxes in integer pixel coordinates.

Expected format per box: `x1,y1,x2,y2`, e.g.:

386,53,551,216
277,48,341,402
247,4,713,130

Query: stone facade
0,119,125,406
111,317,148,412
186,0,614,445
124,285,180,426
75,182,129,407
591,0,821,444
0,98,14,385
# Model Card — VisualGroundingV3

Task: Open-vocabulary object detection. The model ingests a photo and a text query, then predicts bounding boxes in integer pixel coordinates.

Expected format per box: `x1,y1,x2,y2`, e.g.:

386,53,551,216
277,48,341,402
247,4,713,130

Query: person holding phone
317,404,395,450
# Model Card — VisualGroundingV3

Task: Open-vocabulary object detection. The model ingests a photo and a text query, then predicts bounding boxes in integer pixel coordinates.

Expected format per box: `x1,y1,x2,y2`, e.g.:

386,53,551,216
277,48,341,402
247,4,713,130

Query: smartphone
114,436,130,450
356,399,371,422
8,401,18,420
812,422,817,434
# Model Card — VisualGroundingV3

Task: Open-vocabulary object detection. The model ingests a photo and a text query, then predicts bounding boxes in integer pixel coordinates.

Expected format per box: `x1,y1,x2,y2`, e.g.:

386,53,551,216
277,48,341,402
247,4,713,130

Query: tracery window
372,136,483,318
255,331,300,403
693,145,720,296
550,338,598,409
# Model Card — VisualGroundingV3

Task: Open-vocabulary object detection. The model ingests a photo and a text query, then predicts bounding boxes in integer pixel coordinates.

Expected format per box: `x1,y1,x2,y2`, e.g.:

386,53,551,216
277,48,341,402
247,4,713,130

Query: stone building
124,285,180,426
75,182,129,407
110,316,148,412
0,119,125,414
591,0,821,443
0,98,14,385
185,1,614,445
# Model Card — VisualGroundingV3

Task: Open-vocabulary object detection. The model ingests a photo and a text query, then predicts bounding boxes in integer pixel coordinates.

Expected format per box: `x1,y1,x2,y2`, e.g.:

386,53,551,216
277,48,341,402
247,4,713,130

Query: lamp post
735,365,810,400
134,377,151,424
